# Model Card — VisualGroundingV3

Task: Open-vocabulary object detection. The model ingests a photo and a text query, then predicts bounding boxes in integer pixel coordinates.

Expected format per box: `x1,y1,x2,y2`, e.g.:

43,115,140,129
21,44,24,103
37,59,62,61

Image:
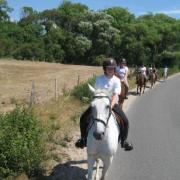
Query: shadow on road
35,160,87,180
157,79,164,83
128,91,139,96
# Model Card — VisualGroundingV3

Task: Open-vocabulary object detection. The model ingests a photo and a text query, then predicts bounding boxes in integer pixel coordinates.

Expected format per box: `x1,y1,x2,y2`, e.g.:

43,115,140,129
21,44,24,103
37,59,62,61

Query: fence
0,74,96,113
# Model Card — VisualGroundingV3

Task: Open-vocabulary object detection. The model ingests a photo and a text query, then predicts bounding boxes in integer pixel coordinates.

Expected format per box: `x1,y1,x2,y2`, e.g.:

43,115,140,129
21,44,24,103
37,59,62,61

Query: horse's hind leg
140,86,142,95
101,156,113,180
151,80,153,88
88,155,96,180
143,84,146,93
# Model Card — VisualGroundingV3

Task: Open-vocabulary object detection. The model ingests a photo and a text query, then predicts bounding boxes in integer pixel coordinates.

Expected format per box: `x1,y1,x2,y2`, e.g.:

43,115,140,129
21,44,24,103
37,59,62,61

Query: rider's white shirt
164,67,168,73
140,66,146,75
124,66,129,74
115,66,126,79
95,75,121,104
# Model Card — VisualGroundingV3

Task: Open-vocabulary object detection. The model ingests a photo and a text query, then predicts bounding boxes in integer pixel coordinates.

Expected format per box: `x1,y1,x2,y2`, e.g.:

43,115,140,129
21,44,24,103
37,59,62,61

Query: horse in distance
118,81,126,109
136,73,146,94
149,71,156,88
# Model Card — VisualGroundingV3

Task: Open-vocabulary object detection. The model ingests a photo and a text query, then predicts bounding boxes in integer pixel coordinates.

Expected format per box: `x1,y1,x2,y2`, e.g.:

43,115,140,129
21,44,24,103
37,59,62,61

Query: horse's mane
94,88,112,99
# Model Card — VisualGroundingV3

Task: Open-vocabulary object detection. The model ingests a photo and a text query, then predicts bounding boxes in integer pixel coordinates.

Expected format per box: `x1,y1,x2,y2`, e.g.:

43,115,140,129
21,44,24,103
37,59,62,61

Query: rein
91,95,112,128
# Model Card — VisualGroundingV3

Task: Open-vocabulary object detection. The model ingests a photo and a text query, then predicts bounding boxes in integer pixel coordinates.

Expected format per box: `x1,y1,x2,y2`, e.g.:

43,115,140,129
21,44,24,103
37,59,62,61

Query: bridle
91,95,112,128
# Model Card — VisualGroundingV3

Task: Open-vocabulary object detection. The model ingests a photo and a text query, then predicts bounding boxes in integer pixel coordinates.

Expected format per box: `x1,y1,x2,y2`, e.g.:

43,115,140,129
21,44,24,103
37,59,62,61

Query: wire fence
0,74,96,112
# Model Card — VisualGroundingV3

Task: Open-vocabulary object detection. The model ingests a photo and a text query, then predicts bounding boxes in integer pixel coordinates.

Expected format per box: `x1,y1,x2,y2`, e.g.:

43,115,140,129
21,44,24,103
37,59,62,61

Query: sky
7,0,180,21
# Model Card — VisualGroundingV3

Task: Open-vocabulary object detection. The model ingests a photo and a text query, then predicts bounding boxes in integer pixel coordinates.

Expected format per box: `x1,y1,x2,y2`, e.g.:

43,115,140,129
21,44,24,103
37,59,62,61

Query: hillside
0,59,102,112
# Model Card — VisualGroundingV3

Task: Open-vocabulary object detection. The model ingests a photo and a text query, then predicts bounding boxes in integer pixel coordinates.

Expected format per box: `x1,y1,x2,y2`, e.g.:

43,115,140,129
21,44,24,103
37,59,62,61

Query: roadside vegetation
0,106,44,178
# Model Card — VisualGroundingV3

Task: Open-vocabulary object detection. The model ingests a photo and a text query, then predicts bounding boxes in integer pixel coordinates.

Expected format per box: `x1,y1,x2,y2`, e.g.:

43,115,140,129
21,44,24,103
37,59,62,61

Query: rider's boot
75,107,91,149
75,138,87,149
121,138,133,151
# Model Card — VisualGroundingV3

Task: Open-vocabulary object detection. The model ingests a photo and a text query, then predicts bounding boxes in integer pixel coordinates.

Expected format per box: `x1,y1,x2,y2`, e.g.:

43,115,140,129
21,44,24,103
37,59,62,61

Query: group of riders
136,63,158,84
75,57,168,152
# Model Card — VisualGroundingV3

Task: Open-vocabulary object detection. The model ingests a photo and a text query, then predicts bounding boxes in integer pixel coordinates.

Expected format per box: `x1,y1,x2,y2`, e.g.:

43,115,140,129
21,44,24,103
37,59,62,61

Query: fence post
77,75,80,86
29,80,36,108
55,78,57,101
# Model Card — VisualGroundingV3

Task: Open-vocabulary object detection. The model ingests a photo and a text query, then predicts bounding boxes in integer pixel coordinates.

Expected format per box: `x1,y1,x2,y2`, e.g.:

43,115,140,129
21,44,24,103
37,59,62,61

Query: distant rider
115,58,129,99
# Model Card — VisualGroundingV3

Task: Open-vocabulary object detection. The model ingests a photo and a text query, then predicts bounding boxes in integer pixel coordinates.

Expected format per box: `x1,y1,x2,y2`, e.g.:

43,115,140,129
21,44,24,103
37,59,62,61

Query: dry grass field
0,59,102,112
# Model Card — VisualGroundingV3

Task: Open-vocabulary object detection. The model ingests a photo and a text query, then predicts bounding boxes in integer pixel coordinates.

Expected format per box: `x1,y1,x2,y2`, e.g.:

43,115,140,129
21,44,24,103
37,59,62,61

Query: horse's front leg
88,154,96,180
101,156,113,180
137,85,139,94
151,80,153,88
95,159,100,180
143,84,146,93
140,85,142,95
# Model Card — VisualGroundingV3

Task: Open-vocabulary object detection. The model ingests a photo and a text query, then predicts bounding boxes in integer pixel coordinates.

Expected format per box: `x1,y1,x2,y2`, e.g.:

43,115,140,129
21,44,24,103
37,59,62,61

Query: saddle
113,111,125,129
112,111,124,142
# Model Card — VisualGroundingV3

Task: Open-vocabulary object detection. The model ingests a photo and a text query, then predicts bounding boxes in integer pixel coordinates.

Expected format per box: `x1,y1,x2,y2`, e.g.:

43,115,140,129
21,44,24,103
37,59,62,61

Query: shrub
92,55,106,66
0,106,45,178
71,77,96,103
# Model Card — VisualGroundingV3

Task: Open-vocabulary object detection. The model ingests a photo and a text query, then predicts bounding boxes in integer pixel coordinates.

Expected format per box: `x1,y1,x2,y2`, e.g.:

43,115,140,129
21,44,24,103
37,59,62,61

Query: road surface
107,74,180,180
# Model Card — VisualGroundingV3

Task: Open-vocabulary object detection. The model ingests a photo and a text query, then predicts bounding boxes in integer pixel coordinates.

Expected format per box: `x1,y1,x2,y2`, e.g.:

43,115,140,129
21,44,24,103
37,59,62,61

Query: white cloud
138,8,180,16
157,9,180,15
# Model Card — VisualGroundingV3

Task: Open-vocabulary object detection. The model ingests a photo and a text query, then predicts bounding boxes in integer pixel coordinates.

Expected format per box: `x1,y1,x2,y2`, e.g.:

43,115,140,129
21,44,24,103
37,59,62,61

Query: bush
0,106,44,178
71,77,96,103
167,66,180,76
92,55,106,66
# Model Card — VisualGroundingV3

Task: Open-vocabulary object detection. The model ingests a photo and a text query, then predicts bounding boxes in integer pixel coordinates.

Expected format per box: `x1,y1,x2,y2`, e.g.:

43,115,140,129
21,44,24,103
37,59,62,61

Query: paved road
107,74,180,180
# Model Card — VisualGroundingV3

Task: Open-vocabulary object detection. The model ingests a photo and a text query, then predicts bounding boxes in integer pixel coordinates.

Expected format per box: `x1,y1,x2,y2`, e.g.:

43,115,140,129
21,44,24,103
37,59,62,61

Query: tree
105,7,135,30
57,0,88,32
0,0,13,21
19,6,39,26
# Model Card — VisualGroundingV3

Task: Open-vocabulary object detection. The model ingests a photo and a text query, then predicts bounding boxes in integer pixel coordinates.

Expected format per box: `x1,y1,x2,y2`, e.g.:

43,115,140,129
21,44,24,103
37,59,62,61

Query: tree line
0,0,180,67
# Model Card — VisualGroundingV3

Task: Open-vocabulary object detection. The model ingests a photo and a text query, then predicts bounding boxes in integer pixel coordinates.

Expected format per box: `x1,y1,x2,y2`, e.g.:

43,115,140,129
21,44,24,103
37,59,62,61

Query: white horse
87,85,120,180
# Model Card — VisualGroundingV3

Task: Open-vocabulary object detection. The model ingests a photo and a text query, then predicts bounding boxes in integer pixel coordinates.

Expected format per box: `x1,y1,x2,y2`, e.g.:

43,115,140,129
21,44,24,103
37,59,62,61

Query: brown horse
137,73,146,94
149,71,156,88
119,81,126,109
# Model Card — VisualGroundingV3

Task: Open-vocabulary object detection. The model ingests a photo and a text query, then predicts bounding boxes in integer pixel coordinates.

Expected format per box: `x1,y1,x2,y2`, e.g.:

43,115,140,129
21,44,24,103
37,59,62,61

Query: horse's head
88,84,112,140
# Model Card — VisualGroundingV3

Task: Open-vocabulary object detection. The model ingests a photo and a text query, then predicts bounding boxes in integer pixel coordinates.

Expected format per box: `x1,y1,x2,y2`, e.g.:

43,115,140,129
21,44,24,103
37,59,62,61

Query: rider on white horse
75,58,133,151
